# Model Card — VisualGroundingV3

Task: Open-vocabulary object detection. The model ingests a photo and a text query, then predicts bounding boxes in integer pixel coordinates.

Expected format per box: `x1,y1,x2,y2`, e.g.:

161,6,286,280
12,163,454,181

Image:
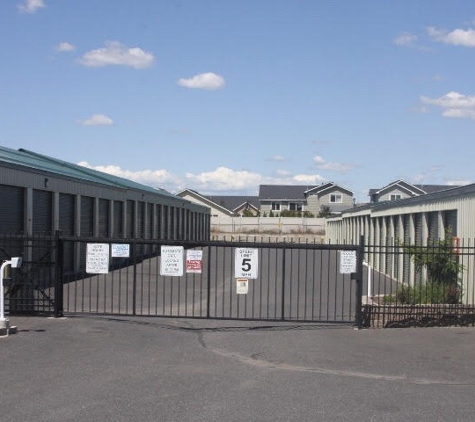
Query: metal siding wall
0,185,24,234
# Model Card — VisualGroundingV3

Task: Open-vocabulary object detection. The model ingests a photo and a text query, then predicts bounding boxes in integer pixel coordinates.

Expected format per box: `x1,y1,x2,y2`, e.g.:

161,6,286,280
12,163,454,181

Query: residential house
176,189,259,217
177,182,354,218
369,180,459,204
305,182,354,215
259,182,354,216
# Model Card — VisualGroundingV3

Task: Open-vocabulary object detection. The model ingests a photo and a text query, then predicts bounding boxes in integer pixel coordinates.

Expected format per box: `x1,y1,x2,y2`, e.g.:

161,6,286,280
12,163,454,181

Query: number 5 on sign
235,248,259,279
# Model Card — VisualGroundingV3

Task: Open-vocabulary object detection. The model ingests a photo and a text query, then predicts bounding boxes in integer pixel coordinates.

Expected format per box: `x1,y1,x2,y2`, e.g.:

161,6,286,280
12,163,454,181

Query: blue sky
2,0,475,202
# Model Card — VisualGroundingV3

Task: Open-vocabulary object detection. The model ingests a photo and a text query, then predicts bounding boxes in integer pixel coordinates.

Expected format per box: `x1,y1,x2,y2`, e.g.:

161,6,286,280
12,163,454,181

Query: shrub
384,283,462,305
391,229,464,304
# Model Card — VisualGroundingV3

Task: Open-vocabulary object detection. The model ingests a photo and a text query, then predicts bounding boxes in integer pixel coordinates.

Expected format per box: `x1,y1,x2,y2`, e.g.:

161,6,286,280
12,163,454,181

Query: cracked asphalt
1,315,475,422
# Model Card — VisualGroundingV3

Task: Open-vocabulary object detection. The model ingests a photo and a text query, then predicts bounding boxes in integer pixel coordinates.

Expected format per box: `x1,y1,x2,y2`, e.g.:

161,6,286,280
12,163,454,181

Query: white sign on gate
236,278,249,295
339,250,357,274
86,243,110,274
111,243,130,258
160,246,184,276
235,248,258,279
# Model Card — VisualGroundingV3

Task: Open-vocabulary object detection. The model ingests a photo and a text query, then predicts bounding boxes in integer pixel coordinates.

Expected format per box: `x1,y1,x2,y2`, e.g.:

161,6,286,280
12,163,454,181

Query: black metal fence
4,233,475,328
362,238,475,328
0,233,60,315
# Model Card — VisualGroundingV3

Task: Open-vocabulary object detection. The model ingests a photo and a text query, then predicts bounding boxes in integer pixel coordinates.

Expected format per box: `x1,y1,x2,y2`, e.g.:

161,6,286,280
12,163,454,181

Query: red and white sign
186,250,203,273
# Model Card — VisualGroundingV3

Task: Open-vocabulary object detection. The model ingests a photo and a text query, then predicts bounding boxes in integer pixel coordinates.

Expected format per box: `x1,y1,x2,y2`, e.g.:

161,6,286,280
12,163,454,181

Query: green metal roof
0,145,177,198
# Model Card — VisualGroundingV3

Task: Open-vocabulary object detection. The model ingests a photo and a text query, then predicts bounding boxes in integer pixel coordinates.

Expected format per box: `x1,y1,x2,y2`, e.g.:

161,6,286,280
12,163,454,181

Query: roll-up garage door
33,189,52,233
59,193,75,235
98,199,109,236
444,210,457,236
126,200,134,238
80,196,94,236
113,201,123,237
137,201,145,238
428,211,439,241
0,185,24,234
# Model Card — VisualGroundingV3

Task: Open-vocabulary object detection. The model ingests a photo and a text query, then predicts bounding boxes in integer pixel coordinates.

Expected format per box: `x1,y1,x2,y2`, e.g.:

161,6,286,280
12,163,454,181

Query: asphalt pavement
1,315,475,422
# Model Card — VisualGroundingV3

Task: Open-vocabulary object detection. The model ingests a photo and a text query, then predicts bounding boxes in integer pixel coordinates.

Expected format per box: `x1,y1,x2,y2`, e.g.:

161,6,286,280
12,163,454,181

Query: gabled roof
206,195,260,212
175,189,234,215
0,146,177,198
305,182,353,196
258,185,317,201
368,179,459,197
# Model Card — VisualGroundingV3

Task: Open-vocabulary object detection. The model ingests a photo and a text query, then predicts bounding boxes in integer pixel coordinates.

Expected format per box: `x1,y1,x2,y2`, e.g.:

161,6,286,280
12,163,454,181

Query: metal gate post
281,245,286,321
354,235,364,328
132,241,137,316
206,245,211,318
54,231,64,318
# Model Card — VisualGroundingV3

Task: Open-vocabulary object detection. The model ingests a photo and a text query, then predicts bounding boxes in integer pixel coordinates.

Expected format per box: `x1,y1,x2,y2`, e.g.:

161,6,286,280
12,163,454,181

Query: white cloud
292,174,326,184
313,155,355,172
184,167,325,193
18,0,45,13
420,92,475,120
56,42,75,52
79,114,114,126
394,32,418,46
78,162,175,187
185,167,261,190
76,162,327,195
79,41,154,69
427,26,475,47
178,72,225,90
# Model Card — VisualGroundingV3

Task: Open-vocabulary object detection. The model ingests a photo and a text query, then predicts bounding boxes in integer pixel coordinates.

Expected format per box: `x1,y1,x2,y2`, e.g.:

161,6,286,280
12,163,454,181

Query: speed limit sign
235,248,258,279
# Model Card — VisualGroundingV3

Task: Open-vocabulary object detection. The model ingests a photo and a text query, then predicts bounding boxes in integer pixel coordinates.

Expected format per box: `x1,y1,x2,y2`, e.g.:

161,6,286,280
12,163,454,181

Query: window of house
330,194,342,203
390,194,402,201
289,202,303,211
271,202,281,211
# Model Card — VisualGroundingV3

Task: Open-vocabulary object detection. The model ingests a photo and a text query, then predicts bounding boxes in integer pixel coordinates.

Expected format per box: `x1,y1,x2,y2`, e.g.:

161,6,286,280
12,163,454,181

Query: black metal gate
60,238,363,324
1,235,363,325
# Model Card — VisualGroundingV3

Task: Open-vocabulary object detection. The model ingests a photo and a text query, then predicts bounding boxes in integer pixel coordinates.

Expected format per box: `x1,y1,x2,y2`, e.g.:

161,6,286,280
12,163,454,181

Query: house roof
305,182,353,196
258,185,317,201
175,189,234,215
368,179,459,197
0,146,178,198
206,195,260,212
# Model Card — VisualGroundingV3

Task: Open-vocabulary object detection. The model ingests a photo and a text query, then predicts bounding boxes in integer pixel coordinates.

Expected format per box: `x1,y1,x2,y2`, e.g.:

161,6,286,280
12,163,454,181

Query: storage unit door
0,185,24,234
